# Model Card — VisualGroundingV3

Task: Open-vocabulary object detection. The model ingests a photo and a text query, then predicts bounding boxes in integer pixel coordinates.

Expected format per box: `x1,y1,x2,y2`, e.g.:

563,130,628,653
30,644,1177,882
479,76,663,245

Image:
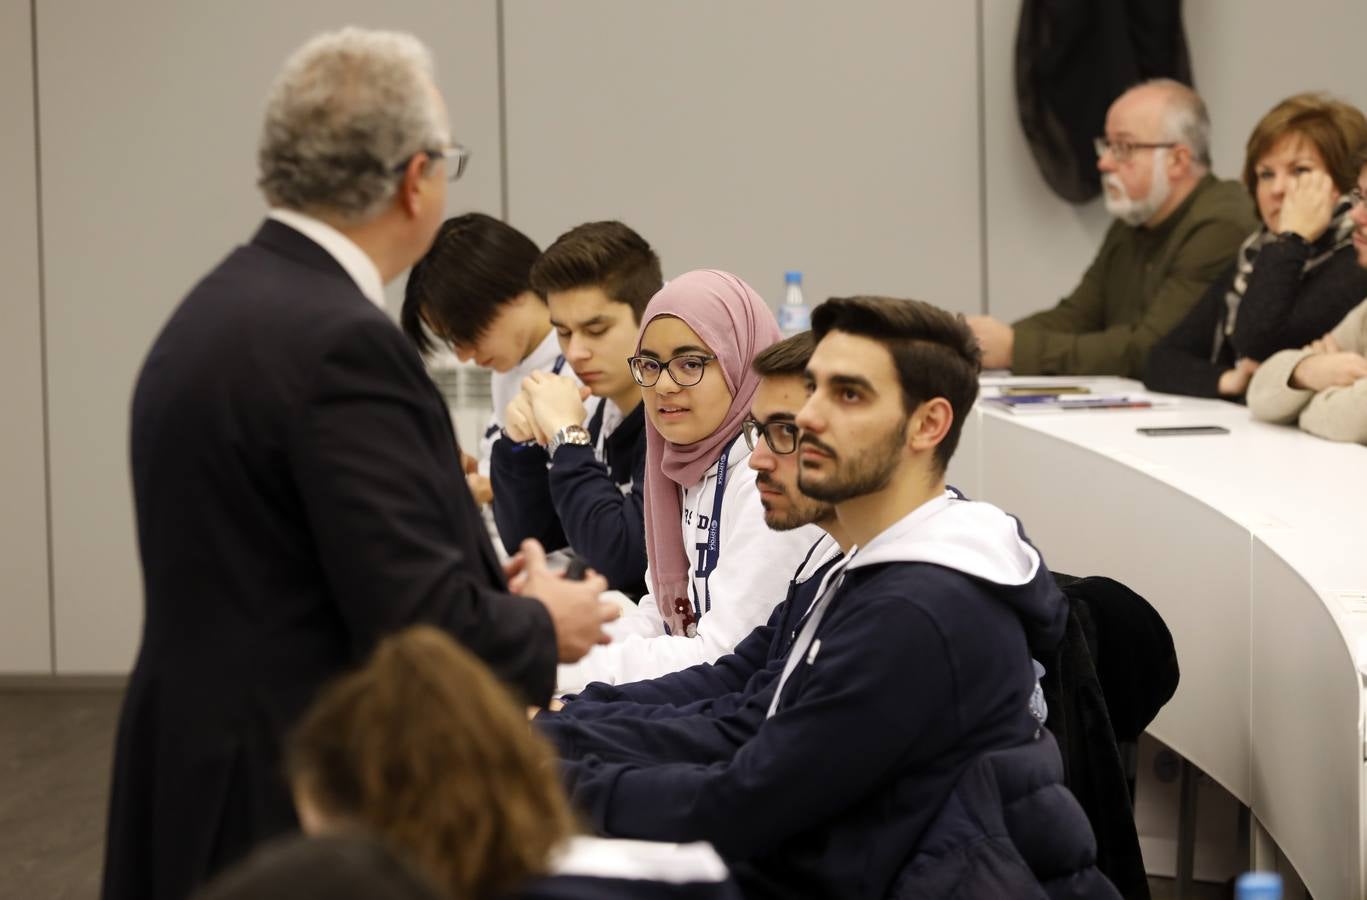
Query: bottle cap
1235,872,1282,899
784,271,802,284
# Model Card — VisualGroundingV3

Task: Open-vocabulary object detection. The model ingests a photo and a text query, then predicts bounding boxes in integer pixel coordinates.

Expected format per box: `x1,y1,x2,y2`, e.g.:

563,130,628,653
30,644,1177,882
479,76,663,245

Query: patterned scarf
1214,197,1356,362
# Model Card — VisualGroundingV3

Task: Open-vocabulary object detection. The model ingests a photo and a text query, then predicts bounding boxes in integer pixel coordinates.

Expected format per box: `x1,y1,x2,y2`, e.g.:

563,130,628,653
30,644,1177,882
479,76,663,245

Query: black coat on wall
1016,0,1193,203
100,220,558,900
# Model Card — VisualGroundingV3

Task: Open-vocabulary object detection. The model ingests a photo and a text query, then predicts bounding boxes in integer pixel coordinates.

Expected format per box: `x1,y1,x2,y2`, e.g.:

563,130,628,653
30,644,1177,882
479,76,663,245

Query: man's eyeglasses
742,418,800,455
628,354,715,388
1093,137,1176,164
393,144,470,182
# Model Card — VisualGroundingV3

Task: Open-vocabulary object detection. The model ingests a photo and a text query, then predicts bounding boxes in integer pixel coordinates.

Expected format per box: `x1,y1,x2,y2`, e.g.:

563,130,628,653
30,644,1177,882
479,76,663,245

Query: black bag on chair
1041,573,1179,900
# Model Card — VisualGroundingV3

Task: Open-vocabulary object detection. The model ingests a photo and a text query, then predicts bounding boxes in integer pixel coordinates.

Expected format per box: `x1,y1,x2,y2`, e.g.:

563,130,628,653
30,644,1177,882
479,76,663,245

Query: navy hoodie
490,404,647,597
548,536,844,724
555,492,1068,900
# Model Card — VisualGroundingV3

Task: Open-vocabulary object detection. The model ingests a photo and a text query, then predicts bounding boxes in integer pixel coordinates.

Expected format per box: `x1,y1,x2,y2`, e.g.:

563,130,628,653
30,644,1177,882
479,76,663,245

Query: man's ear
1169,143,1193,179
907,397,953,456
397,152,431,217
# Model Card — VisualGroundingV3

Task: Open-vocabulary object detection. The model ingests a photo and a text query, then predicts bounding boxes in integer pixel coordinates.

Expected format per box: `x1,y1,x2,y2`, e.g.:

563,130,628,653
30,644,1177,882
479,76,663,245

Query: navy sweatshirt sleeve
1231,241,1367,361
564,605,784,712
489,438,568,557
545,442,647,592
543,696,768,767
562,589,961,860
1143,265,1234,399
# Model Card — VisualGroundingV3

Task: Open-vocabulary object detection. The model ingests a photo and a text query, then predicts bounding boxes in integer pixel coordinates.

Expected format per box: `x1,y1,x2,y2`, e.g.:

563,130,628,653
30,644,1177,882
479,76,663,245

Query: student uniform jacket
103,219,557,900
491,404,648,597
546,535,844,726
554,493,1071,899
554,435,824,694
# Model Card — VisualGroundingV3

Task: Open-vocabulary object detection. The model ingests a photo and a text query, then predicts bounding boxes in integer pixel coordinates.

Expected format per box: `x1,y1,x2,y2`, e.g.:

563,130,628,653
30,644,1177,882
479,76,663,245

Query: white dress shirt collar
267,208,387,310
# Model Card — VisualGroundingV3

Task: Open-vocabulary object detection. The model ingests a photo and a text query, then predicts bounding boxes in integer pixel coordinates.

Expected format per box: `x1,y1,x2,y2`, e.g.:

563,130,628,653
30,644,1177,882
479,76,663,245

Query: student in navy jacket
286,626,740,900
491,221,661,598
552,296,1115,899
400,213,592,509
537,332,845,729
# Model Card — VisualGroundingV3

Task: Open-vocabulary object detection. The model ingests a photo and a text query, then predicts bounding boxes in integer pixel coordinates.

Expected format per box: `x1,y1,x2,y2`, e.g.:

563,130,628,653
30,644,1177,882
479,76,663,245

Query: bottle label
778,305,811,335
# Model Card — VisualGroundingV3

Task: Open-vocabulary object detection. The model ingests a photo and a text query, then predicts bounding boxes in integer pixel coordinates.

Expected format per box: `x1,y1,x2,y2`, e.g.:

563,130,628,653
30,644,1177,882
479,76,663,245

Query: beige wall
5,1,1367,673
26,0,502,674
503,0,984,313
0,0,52,673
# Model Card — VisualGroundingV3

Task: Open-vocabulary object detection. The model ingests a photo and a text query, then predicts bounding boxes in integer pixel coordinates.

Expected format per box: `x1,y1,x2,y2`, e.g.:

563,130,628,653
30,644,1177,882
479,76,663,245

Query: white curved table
947,377,1367,900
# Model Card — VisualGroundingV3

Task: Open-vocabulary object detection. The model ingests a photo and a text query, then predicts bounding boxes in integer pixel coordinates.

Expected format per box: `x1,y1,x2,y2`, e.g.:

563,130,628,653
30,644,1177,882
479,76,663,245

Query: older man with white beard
969,79,1256,378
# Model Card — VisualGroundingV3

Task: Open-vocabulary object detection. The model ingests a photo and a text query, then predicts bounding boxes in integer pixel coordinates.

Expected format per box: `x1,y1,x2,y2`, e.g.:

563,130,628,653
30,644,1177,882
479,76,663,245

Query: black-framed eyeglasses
628,354,715,388
1093,137,1176,164
742,418,800,455
393,143,470,182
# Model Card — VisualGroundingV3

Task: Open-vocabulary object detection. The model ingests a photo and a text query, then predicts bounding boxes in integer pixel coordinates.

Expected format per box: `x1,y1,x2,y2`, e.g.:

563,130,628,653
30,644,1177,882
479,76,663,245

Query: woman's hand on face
1278,170,1338,242
1217,357,1260,396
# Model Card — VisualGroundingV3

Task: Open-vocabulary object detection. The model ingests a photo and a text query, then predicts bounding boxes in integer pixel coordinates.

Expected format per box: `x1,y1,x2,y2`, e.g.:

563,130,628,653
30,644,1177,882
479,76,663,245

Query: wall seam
29,0,57,674
496,0,510,220
974,0,990,316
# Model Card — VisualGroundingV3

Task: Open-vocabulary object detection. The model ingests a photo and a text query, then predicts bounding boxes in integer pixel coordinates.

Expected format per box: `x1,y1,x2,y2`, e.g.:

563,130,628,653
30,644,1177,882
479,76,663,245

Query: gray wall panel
504,0,983,313
36,1,502,672
0,0,53,674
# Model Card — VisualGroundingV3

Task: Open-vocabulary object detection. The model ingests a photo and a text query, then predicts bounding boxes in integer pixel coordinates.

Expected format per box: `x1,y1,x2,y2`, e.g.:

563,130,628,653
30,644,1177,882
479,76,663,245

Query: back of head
810,296,980,471
1136,78,1211,171
752,330,816,378
402,213,542,354
529,221,662,322
192,834,445,900
258,28,447,225
286,626,576,898
1242,92,1367,197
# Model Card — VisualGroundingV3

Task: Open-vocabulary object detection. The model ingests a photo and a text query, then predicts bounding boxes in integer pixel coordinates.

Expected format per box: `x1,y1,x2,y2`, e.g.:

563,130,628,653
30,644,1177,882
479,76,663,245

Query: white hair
257,27,449,222
1141,78,1211,170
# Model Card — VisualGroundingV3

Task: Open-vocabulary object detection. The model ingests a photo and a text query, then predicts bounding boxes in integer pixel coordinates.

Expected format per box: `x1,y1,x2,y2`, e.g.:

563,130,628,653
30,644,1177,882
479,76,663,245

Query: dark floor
0,688,123,900
0,688,1226,900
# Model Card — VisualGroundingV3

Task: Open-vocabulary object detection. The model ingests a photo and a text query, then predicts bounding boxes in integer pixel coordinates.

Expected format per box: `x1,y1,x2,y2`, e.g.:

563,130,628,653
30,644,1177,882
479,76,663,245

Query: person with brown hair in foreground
287,625,740,899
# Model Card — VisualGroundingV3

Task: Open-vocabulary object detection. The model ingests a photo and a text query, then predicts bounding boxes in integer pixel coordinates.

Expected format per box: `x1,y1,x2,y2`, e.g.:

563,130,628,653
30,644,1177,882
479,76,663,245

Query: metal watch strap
547,425,591,459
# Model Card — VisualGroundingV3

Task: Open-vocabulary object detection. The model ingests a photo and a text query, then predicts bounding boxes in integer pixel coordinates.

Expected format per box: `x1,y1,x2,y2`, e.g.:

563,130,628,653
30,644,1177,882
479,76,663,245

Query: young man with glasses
489,221,661,598
538,332,846,721
540,297,1109,898
967,78,1256,377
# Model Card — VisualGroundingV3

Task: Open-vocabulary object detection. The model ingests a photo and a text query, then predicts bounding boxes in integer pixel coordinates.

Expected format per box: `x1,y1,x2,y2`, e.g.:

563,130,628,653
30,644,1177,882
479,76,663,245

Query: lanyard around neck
684,440,734,631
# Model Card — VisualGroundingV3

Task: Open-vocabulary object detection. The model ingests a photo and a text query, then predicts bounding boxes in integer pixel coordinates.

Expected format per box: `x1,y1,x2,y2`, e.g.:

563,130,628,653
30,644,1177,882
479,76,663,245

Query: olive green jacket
1012,174,1257,377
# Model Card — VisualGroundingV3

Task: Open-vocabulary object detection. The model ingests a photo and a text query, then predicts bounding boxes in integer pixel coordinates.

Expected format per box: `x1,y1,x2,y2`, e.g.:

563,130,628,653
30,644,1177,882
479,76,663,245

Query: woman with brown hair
286,625,738,900
1145,92,1367,399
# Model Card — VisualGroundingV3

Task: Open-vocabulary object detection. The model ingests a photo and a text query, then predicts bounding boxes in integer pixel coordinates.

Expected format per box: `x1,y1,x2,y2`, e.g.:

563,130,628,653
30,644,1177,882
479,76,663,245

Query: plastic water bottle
1235,872,1282,900
777,270,811,337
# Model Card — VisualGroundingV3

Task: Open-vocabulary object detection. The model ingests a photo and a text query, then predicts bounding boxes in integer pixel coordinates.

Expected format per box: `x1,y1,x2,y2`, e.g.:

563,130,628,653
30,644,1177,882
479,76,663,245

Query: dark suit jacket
102,219,558,900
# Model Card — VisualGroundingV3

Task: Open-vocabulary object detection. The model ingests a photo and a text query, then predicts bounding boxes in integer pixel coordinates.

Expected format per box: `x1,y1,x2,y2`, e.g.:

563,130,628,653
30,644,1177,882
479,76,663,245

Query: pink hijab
638,269,782,633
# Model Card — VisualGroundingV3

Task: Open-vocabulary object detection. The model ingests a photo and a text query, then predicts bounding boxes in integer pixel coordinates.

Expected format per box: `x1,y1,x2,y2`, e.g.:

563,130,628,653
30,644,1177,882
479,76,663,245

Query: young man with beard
535,331,845,725
968,79,1256,377
550,297,1090,899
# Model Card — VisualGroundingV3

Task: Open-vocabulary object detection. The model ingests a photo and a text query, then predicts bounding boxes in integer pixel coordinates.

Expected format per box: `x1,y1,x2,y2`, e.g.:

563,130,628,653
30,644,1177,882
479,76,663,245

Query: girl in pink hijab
555,270,825,693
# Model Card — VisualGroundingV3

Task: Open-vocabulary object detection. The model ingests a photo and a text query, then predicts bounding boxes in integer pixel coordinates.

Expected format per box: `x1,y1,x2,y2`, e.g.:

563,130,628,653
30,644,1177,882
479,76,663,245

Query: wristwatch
546,424,592,459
